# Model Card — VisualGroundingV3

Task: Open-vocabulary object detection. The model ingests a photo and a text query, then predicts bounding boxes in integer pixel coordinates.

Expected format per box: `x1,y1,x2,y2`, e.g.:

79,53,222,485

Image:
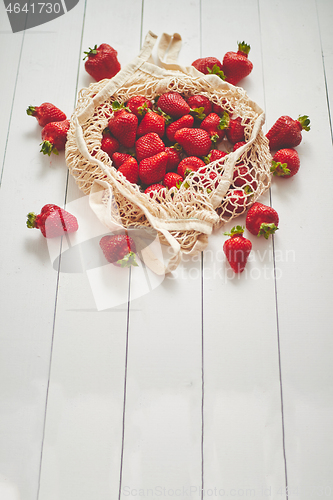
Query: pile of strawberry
98,91,250,200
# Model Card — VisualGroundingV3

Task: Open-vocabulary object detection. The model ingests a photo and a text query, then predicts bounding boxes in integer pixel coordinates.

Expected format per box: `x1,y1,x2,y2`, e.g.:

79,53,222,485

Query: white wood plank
259,0,333,498
38,1,144,499
118,3,204,498
200,0,286,495
0,5,86,500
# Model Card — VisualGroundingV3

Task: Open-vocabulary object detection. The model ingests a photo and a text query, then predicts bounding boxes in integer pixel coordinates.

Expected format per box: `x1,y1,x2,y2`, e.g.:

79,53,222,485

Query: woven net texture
65,69,272,252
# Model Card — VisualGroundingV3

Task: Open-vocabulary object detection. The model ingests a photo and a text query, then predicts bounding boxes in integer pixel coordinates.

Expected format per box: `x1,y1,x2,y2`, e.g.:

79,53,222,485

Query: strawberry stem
237,41,251,56
224,225,245,237
26,212,37,229
258,223,278,239
83,45,98,60
117,251,139,268
298,115,311,131
270,160,291,176
190,106,206,121
40,141,58,156
207,64,226,80
218,111,230,130
26,106,36,116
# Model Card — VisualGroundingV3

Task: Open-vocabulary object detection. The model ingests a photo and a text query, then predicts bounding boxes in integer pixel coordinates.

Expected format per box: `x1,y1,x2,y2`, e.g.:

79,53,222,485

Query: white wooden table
1,1,333,499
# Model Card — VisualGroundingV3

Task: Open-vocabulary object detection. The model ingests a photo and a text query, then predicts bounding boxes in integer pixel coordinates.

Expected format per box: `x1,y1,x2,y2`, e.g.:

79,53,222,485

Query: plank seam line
257,1,288,498
118,268,131,500
201,252,205,500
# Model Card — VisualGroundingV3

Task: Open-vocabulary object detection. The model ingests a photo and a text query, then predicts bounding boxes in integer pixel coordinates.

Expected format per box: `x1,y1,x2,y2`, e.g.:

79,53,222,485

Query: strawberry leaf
207,64,226,80
117,251,139,268
270,160,291,176
237,41,251,56
258,223,278,239
298,115,311,131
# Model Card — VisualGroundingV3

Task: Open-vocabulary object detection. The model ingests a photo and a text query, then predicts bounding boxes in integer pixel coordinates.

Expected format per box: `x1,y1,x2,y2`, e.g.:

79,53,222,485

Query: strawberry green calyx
26,106,37,116
117,251,139,268
238,41,251,56
207,64,226,80
218,111,230,130
190,106,206,121
258,223,278,239
224,225,245,237
40,140,58,156
156,107,172,125
298,115,311,131
26,212,37,229
112,101,131,113
83,45,98,60
270,160,290,176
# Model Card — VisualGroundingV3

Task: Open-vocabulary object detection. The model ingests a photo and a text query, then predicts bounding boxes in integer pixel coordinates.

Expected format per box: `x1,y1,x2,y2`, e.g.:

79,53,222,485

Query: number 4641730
6,3,61,14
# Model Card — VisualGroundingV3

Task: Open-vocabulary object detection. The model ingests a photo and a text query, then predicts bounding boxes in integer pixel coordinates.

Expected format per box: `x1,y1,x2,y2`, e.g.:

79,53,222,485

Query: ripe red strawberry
271,148,300,178
26,204,78,238
266,115,310,150
157,92,190,118
166,114,194,142
137,110,165,138
246,202,279,239
222,42,253,86
26,102,66,127
40,119,70,155
204,149,228,164
144,183,166,198
139,151,168,185
226,116,245,144
223,225,252,273
212,102,226,116
165,146,182,172
174,128,212,157
100,130,120,157
126,95,153,117
225,189,248,214
177,156,206,178
83,43,121,81
187,95,212,119
99,234,138,267
163,172,183,189
135,132,165,162
108,109,138,148
191,57,225,79
191,169,219,190
233,164,257,190
111,152,134,168
118,157,139,184
200,112,229,143
233,141,246,151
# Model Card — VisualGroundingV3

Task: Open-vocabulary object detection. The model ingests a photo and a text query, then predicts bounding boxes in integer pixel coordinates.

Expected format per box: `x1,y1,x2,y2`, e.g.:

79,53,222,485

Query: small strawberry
163,172,183,189
111,152,134,168
177,156,206,178
204,149,228,164
174,128,212,157
187,95,212,120
157,92,190,118
225,189,248,214
135,132,165,162
26,102,66,127
139,151,168,185
108,109,138,148
118,157,139,184
83,43,121,81
166,114,194,142
200,111,229,143
137,109,166,138
266,115,310,150
222,41,253,86
144,184,166,198
26,204,78,238
223,225,252,273
226,116,245,144
100,129,120,157
233,141,246,151
99,234,138,267
271,148,300,178
126,95,153,117
165,146,182,172
246,202,279,239
40,119,70,155
191,57,225,79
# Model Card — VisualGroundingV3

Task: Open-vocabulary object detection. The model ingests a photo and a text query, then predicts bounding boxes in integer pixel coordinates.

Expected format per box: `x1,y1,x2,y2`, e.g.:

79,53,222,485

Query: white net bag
65,32,272,272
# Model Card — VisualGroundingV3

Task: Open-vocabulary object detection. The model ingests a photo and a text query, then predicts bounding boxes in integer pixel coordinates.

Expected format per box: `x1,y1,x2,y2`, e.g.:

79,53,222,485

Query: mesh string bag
65,32,272,273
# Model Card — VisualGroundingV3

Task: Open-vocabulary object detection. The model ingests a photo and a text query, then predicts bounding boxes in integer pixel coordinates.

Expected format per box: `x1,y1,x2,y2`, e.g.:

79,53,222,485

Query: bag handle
156,32,204,77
